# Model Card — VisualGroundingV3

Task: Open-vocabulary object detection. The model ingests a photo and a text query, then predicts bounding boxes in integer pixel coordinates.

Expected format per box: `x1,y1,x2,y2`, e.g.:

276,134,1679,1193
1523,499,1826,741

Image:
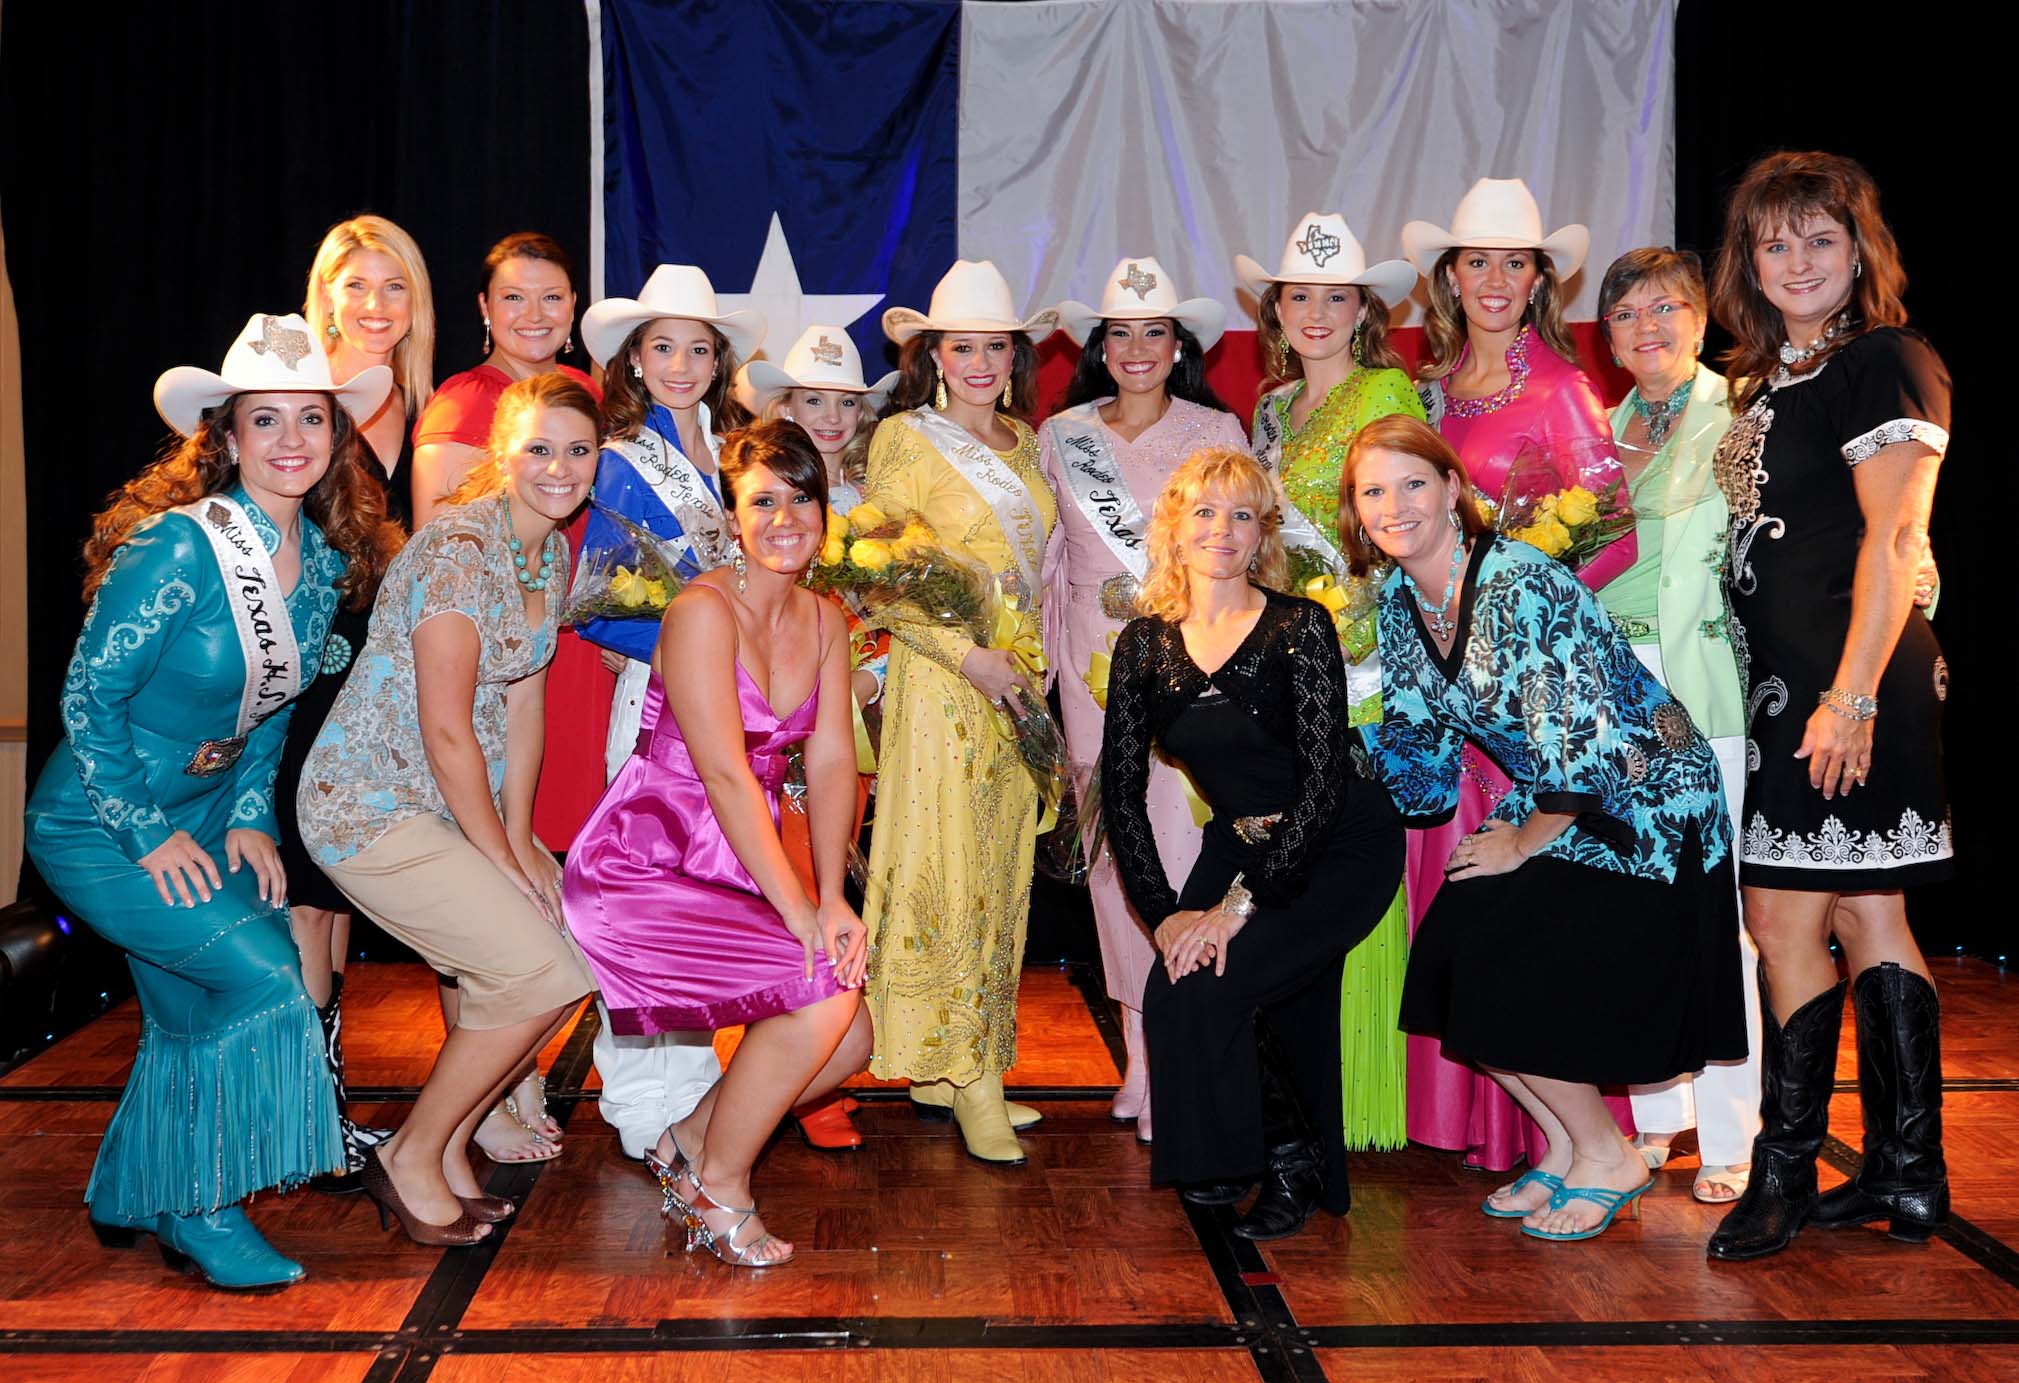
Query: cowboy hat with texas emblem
154,312,393,437
1057,256,1227,351
1234,213,1419,307
734,324,900,415
582,264,767,367
881,260,1059,345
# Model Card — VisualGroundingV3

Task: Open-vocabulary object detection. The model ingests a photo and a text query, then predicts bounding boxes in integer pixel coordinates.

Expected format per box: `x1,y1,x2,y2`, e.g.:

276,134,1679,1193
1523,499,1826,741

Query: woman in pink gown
1041,257,1246,1139
1398,179,1638,1173
564,421,871,1267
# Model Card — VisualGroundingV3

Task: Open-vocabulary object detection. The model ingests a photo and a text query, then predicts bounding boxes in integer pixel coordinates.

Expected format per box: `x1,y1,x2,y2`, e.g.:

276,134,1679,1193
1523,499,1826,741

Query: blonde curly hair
1136,447,1288,623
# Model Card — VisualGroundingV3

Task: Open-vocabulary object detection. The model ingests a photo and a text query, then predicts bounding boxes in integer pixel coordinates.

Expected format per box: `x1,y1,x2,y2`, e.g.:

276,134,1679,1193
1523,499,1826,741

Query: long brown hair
83,398,402,611
1710,150,1909,407
1337,415,1494,578
444,372,604,506
1256,282,1406,387
1417,247,1579,382
601,319,752,443
881,330,1041,420
1137,447,1288,622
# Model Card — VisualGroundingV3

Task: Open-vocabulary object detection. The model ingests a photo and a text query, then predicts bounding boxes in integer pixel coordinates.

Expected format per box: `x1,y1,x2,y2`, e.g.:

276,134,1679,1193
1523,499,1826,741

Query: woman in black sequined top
1101,447,1403,1239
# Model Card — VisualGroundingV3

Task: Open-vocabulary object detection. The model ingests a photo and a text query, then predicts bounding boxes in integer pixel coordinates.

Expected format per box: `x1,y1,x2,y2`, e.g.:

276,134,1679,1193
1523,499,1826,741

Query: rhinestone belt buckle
1231,812,1283,845
184,736,249,778
1098,574,1141,621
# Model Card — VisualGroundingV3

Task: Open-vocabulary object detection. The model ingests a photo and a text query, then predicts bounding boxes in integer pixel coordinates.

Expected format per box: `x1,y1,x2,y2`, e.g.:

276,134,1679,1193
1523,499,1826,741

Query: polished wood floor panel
430,1351,1263,1382
5,956,2016,1383
10,1356,380,1383
1314,1345,2019,1382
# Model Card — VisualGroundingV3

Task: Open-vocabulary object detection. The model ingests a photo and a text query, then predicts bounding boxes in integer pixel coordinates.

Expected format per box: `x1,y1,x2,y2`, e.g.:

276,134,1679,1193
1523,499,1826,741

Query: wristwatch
1819,687,1879,721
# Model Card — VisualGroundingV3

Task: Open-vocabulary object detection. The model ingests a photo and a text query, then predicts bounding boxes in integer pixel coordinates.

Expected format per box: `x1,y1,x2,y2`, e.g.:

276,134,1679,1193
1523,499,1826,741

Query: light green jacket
1603,367,1746,740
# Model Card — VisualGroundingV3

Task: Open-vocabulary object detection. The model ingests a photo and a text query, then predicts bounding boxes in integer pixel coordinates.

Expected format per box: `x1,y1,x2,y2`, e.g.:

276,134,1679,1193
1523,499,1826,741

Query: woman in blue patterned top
25,313,398,1289
1347,415,1746,1243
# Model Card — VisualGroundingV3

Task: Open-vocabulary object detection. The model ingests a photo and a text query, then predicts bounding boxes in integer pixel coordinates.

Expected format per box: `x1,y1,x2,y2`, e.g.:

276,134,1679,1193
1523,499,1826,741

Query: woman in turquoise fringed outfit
24,313,399,1290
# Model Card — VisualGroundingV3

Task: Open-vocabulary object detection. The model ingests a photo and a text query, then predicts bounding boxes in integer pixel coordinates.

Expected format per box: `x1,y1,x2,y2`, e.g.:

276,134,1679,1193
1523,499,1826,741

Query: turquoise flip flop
1481,1169,1565,1218
1519,1179,1652,1241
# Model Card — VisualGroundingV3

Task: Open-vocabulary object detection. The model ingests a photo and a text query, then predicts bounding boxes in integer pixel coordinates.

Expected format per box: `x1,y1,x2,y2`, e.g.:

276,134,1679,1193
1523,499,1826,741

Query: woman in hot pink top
1397,179,1638,1177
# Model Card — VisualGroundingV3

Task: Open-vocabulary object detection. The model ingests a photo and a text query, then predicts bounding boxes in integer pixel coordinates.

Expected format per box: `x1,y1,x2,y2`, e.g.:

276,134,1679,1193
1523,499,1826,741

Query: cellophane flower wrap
1284,544,1383,726
1496,437,1635,572
558,503,694,627
806,502,1068,818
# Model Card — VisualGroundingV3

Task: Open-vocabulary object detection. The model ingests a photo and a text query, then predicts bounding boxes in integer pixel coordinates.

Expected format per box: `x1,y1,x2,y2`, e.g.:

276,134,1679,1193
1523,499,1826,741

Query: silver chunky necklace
1779,313,1848,366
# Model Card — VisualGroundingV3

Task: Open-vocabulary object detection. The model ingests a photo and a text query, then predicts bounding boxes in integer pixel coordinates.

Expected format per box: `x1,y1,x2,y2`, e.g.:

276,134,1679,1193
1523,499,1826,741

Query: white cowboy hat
1400,178,1590,281
581,264,766,367
154,312,394,438
1057,256,1227,352
1233,213,1418,307
733,324,900,415
881,259,1059,345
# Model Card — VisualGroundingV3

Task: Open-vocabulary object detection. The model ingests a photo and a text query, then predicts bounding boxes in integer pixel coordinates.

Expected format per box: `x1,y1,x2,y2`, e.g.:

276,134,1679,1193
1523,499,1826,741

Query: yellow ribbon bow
1083,634,1211,828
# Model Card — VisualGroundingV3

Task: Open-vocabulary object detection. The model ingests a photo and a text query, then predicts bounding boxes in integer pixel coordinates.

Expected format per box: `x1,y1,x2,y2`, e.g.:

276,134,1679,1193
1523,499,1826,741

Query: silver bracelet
1220,871,1256,919
1820,687,1878,721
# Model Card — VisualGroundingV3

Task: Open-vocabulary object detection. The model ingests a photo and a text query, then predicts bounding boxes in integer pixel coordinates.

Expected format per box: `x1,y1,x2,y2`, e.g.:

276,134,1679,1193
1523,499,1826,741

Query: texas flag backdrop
592,0,1676,418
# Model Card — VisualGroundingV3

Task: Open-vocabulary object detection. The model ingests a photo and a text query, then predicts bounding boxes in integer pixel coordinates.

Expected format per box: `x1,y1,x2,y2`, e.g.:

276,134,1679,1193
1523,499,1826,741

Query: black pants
1142,797,1402,1208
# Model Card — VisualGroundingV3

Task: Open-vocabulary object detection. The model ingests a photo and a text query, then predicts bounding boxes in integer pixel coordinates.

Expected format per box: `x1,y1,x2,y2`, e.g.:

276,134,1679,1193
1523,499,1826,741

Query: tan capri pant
324,813,592,1029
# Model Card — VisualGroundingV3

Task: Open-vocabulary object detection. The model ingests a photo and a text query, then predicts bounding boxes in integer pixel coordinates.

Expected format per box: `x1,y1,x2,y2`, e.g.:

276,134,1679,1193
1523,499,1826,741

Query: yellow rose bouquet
806,505,1068,817
1496,439,1635,573
557,504,693,627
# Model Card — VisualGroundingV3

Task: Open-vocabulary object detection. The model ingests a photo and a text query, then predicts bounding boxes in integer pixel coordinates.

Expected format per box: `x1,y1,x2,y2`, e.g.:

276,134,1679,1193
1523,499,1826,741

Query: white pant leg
592,997,723,1159
605,657,652,783
1625,649,1763,1164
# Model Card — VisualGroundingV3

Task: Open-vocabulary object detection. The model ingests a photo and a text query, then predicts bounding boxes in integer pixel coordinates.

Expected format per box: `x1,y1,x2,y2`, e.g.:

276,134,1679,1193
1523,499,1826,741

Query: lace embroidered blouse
1100,589,1357,920
298,495,562,864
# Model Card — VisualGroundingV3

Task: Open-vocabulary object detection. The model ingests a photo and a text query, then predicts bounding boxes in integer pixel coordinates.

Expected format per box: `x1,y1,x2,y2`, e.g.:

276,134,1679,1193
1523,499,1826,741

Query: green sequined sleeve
1353,367,1427,432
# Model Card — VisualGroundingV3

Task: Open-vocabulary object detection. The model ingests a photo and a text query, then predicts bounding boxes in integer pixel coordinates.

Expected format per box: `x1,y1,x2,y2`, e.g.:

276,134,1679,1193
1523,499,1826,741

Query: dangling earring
934,365,948,411
564,330,575,354
325,321,340,341
226,439,240,464
1269,329,1290,378
1447,507,1461,534
1172,343,1183,363
482,318,492,355
1357,524,1372,549
1611,352,1622,367
1351,320,1366,366
1248,554,1259,574
1001,377,1014,410
1854,260,1863,279
732,547,748,594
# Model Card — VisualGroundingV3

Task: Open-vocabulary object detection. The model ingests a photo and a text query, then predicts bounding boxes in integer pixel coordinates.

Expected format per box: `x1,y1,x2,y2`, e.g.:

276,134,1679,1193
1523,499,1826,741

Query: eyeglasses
1604,300,1693,329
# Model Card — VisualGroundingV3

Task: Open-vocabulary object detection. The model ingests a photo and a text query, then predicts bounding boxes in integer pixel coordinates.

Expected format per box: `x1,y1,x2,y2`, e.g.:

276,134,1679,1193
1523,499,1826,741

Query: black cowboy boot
1811,962,1948,1242
310,973,389,1195
1231,1042,1331,1240
1707,975,1846,1261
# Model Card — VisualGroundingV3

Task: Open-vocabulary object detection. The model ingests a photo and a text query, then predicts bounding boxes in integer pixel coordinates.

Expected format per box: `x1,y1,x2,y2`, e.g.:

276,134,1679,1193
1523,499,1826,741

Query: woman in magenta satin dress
564,421,871,1268
1398,179,1639,1174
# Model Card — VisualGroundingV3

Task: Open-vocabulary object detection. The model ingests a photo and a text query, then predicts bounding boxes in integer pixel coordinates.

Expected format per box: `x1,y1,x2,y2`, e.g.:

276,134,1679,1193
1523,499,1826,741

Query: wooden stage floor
3,958,2017,1381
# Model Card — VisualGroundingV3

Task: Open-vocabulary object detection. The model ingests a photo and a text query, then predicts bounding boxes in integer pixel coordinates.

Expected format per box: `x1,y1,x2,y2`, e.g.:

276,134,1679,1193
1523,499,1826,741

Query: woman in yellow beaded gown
860,261,1060,1164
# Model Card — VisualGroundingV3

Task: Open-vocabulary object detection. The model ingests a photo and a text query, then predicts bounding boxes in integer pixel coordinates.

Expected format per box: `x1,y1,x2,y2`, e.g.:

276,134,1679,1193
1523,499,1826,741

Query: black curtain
2,0,593,776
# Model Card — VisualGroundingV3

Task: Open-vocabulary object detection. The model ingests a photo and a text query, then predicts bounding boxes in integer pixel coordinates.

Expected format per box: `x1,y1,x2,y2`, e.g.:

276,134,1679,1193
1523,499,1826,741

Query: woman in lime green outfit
1234,214,1422,1150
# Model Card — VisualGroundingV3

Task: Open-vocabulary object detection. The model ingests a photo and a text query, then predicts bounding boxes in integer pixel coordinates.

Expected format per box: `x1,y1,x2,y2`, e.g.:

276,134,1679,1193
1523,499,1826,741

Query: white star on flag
717,213,884,361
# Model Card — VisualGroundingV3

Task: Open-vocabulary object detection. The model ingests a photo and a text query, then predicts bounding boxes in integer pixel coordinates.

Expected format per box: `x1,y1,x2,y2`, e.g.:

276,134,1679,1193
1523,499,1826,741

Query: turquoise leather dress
25,486,348,1219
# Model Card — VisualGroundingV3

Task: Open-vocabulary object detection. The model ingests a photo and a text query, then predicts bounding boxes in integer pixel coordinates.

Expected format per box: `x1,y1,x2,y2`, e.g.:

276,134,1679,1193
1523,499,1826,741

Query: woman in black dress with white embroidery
1705,153,1953,1260
273,215,434,1187
1101,447,1403,1241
